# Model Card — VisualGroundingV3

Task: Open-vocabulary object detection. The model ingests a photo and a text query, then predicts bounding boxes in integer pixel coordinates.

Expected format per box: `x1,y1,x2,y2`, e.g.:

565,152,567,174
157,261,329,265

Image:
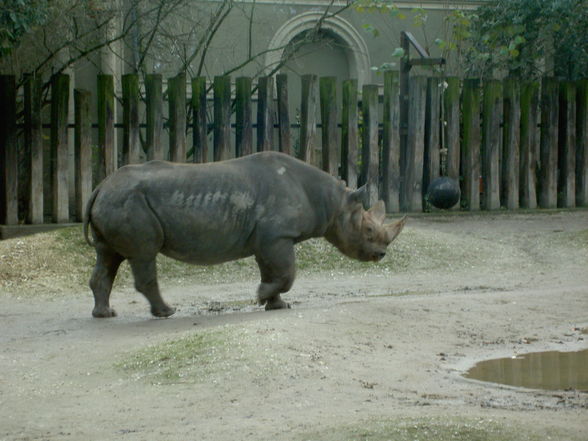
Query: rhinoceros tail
83,185,101,247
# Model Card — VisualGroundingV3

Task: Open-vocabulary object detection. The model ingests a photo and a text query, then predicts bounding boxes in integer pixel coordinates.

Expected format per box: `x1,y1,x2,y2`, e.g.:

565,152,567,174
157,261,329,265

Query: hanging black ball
426,177,461,209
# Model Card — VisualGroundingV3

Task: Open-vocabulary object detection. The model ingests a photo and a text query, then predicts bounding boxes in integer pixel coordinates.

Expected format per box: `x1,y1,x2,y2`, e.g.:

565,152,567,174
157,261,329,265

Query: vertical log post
341,79,359,189
320,76,338,176
539,77,559,208
257,76,274,152
502,78,520,210
276,74,291,155
424,77,441,208
51,74,70,223
213,75,231,161
24,74,43,224
236,76,253,157
444,76,460,209
191,76,208,162
382,71,401,212
145,74,164,160
75,89,92,222
481,80,503,210
299,74,317,163
401,76,427,212
169,73,187,162
0,75,18,225
97,74,116,180
360,84,380,207
520,82,539,209
399,32,410,179
461,79,481,211
577,79,588,206
122,74,141,165
558,81,576,208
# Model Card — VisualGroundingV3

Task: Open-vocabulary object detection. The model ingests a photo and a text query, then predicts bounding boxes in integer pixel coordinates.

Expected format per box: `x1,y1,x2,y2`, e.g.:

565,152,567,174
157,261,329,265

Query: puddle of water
465,349,588,391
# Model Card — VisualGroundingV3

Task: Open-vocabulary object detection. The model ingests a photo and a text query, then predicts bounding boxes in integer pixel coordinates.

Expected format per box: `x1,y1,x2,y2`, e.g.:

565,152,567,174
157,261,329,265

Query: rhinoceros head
326,186,406,262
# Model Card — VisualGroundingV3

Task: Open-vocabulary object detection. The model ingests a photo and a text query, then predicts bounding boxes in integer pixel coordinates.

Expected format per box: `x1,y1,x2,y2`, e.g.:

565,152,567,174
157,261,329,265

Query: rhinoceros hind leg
128,257,176,318
255,239,295,310
90,244,124,318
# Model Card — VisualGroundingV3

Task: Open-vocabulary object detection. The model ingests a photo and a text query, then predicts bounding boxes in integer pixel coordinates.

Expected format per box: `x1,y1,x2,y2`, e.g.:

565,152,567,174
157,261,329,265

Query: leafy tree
0,0,50,56
447,0,588,80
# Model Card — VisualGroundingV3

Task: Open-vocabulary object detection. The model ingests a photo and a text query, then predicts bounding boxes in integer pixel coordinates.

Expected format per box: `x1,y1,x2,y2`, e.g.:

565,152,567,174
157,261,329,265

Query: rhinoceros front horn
386,216,407,243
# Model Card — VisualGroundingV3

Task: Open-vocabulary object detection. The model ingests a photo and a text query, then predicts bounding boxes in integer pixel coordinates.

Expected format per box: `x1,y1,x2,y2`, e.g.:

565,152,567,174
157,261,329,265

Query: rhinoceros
84,151,405,318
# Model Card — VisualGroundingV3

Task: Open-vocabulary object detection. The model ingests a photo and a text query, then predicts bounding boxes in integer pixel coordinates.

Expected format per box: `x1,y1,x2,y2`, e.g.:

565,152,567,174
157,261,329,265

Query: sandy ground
1,211,587,441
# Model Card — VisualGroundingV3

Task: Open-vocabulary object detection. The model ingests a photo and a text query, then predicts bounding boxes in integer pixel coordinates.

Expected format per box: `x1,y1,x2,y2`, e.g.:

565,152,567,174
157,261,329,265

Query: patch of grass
1,220,567,297
546,228,588,248
116,327,238,384
295,416,581,441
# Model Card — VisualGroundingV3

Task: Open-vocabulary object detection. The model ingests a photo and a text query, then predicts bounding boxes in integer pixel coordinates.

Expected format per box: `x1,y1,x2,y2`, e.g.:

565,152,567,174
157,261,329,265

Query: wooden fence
1,72,587,229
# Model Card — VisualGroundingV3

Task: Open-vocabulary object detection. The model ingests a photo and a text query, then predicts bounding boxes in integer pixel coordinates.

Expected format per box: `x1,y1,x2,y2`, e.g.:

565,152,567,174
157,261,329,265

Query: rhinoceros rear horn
386,216,407,243
348,184,369,208
368,200,386,224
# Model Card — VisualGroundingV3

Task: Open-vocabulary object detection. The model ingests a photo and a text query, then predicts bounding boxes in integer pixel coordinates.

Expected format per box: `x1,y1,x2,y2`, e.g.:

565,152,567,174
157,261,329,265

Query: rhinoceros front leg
255,239,295,311
90,243,125,318
128,258,176,318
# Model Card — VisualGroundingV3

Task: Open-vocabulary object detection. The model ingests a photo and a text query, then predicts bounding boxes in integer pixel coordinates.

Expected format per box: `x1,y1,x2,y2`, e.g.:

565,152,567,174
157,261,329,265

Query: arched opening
281,29,351,81
265,12,371,86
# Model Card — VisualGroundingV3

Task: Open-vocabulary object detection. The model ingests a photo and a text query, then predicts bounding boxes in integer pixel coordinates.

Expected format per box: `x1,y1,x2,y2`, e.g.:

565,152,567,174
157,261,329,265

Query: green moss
5,220,585,297
547,229,588,248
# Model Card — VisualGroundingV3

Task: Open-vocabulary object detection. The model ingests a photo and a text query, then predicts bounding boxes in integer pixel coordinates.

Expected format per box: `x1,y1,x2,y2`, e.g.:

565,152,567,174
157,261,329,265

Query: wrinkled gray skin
84,152,406,318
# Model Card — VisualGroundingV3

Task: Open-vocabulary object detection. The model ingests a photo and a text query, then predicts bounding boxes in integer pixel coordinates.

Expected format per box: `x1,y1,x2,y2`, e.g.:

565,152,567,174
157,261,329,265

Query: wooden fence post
236,77,253,157
24,74,43,224
520,81,539,209
360,84,380,207
577,78,588,206
401,76,427,212
169,73,187,162
75,89,92,221
0,75,18,225
97,74,116,181
482,79,503,210
145,74,163,160
558,81,576,208
444,76,460,209
382,72,400,212
191,76,208,162
539,77,559,208
424,77,441,208
276,74,291,155
122,74,141,165
299,74,317,163
341,79,359,189
461,79,481,211
257,76,274,152
51,74,70,223
213,75,231,161
320,76,338,176
236,77,253,158
502,78,520,210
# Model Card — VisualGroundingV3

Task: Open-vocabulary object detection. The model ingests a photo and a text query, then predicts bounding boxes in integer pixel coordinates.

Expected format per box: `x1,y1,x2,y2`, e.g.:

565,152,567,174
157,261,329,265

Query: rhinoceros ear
368,200,386,224
386,216,407,243
348,184,369,208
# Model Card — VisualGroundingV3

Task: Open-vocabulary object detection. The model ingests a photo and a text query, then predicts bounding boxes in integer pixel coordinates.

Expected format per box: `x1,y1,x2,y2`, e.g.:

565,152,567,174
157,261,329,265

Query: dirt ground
1,211,587,441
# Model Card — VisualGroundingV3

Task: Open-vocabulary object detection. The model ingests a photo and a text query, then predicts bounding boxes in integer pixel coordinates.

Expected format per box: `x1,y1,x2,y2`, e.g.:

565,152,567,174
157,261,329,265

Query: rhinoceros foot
264,298,291,311
92,306,117,318
151,305,176,318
